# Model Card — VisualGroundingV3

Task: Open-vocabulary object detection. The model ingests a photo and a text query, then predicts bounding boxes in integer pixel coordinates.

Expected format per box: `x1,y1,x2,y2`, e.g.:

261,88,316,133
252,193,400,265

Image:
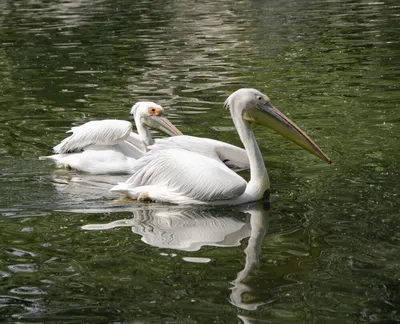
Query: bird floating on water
41,102,182,174
111,88,331,205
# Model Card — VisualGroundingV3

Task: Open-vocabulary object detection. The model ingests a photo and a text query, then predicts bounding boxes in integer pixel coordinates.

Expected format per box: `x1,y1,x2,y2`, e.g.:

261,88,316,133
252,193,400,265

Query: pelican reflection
82,202,270,310
230,203,270,311
82,205,255,252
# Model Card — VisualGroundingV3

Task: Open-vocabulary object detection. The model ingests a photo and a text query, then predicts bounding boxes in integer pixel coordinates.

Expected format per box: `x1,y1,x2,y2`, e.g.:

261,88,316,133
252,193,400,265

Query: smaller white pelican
111,88,331,205
41,102,182,174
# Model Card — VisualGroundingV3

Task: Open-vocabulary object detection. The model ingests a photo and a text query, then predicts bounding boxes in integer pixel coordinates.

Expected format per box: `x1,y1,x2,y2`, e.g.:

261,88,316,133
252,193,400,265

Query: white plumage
149,135,249,171
41,102,182,174
53,119,136,154
111,148,247,203
111,88,331,205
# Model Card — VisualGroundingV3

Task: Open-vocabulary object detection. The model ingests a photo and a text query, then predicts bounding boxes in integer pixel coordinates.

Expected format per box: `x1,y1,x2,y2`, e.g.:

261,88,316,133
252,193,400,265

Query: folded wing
53,120,133,154
119,149,247,202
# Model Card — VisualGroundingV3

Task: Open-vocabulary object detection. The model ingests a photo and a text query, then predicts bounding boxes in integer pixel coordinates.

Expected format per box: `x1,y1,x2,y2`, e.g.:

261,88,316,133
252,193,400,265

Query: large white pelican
111,88,331,205
41,102,182,174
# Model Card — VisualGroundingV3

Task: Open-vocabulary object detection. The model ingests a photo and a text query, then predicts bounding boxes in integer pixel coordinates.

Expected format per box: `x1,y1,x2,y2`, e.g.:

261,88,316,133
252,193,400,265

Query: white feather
40,102,170,174
45,149,138,174
41,120,144,174
110,149,247,204
53,120,133,153
149,135,250,171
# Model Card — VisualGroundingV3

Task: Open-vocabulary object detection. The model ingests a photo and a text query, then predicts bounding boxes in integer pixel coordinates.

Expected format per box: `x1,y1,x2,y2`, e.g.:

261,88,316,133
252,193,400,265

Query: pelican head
225,88,331,163
130,101,183,137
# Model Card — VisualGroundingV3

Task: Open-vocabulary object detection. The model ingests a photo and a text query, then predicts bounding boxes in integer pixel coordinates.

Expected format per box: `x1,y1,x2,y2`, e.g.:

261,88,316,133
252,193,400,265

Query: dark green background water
1,0,399,323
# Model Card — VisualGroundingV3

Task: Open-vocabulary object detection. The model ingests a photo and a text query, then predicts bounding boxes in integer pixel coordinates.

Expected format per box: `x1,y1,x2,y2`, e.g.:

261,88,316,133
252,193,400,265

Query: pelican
40,102,182,174
110,88,331,205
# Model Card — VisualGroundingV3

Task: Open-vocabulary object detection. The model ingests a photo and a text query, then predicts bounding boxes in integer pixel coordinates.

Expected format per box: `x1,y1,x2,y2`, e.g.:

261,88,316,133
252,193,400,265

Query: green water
1,0,400,322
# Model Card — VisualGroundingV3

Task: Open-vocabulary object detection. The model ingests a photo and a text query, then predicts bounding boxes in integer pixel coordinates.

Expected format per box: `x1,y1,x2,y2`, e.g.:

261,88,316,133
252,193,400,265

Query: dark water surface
1,0,400,322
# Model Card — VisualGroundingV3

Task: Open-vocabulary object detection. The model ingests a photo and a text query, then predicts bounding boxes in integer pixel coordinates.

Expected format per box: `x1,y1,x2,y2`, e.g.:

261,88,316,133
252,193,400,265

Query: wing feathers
149,135,249,171
124,149,247,202
53,120,132,153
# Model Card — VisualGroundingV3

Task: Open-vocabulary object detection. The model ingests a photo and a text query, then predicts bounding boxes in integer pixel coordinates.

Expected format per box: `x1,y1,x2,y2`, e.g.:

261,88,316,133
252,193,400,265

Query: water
1,0,400,322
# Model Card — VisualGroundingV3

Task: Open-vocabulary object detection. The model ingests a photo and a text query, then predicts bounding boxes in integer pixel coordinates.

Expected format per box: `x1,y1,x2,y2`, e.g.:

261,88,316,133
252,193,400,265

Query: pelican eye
257,96,263,101
148,107,163,116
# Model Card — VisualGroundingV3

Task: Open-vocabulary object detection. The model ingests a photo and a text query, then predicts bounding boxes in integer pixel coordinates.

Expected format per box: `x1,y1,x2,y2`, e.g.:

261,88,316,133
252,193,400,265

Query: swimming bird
41,102,182,174
110,88,331,205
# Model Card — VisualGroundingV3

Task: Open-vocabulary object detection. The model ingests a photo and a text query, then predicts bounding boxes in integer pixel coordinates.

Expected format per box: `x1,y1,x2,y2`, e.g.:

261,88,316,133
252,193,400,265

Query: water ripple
7,264,38,273
2,248,37,258
9,287,47,295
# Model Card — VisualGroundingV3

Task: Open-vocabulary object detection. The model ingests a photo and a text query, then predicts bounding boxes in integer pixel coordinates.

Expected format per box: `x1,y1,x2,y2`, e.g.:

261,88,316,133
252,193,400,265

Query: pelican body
111,88,331,205
41,102,182,174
